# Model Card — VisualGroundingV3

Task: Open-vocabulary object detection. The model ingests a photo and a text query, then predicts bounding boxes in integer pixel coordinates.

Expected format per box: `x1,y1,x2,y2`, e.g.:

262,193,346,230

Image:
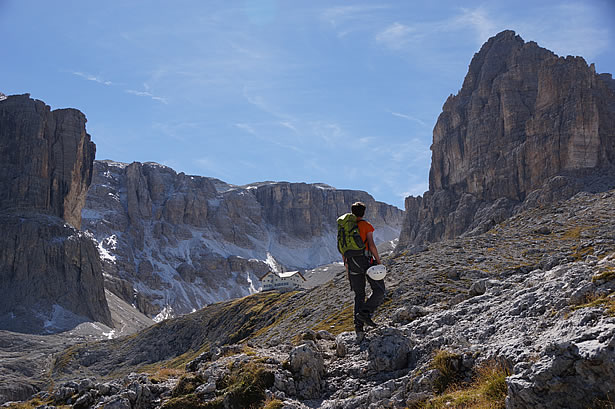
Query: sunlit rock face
398,30,615,249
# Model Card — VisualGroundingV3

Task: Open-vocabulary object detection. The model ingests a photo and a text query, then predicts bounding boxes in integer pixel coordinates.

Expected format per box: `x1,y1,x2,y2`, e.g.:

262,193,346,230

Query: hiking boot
355,312,377,327
355,331,365,344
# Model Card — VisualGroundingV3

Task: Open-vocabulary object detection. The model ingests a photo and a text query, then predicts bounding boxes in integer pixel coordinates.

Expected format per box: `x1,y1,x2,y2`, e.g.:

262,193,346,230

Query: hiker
337,201,385,342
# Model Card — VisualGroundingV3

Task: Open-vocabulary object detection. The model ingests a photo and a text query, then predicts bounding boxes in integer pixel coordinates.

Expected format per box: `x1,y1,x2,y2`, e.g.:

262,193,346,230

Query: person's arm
366,231,381,264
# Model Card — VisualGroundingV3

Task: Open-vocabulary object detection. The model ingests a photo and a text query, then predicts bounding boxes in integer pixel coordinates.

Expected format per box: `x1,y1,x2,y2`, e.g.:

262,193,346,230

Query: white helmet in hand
367,264,387,280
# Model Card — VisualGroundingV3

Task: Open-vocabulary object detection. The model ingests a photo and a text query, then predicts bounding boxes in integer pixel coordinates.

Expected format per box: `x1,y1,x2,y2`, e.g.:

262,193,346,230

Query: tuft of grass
561,226,583,240
572,293,615,316
161,360,274,409
429,350,463,394
217,361,275,409
262,398,285,409
421,360,509,409
162,394,223,409
172,373,206,397
149,367,185,384
592,267,615,282
2,398,59,409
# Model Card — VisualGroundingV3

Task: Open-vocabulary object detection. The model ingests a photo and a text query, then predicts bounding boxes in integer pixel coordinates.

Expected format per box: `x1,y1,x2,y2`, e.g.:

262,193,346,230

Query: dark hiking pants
347,254,385,330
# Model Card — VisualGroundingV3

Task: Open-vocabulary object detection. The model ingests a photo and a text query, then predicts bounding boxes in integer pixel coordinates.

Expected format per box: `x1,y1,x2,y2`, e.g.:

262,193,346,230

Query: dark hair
351,202,366,217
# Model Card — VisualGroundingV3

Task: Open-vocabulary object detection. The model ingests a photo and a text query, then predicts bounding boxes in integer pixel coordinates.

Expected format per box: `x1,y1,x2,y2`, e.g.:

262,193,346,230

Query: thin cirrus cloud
390,111,429,127
71,71,112,86
125,89,168,104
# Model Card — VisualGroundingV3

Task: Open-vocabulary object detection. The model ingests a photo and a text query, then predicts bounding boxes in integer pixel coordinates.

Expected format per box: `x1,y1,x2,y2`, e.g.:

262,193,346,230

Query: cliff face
0,94,95,229
0,95,111,333
398,30,615,248
82,160,404,317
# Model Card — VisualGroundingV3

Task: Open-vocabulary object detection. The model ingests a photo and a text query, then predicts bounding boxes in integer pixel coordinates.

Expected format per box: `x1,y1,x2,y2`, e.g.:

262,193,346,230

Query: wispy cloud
321,5,390,27
311,121,344,146
235,123,257,135
375,22,416,49
71,71,112,85
390,111,429,127
125,89,168,104
321,5,390,37
278,121,298,133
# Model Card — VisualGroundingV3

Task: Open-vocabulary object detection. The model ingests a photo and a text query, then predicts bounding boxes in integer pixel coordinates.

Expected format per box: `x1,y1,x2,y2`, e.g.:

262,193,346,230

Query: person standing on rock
337,201,384,342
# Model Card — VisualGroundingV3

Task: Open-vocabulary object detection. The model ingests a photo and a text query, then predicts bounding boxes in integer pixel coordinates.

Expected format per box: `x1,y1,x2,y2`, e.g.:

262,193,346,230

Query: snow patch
153,305,175,323
41,304,89,333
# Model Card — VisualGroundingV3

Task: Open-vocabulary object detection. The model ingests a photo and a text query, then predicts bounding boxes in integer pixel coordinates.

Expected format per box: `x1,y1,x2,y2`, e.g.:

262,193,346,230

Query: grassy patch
593,267,615,282
3,398,68,409
161,361,274,409
262,398,285,409
216,361,275,409
429,350,463,394
162,394,223,409
148,367,185,383
172,373,206,397
572,293,615,316
310,302,354,335
421,360,509,409
561,226,583,240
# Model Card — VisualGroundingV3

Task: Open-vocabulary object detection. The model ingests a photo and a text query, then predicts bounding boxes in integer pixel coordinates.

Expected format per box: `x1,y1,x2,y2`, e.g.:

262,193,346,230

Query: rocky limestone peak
398,30,615,249
0,94,110,333
0,94,96,228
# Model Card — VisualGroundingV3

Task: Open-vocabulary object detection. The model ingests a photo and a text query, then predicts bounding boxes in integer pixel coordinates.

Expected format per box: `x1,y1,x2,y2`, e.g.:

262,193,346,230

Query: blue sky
1,1,614,208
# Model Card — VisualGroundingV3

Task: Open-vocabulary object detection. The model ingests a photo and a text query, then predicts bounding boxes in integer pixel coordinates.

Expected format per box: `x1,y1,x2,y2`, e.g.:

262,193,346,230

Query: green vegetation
592,266,615,282
311,302,354,335
419,360,509,409
429,350,463,394
148,367,185,383
172,373,206,397
572,293,615,316
262,398,284,409
216,361,275,409
2,398,67,409
161,360,275,409
162,393,223,409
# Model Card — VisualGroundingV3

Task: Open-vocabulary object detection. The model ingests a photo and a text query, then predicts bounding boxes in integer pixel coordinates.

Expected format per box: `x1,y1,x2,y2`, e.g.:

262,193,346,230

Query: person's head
351,201,366,218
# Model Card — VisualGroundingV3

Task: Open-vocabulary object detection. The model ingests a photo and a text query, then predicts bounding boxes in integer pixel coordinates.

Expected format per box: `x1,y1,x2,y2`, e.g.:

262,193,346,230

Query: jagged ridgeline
82,161,403,317
397,30,615,250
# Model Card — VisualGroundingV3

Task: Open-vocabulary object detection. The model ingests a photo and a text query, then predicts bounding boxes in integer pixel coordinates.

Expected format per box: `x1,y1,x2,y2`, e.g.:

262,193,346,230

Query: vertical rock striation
398,30,615,249
0,94,111,333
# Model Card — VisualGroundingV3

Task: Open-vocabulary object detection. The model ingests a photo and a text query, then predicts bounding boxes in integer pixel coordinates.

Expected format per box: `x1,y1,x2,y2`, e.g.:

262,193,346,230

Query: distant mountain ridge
397,30,615,250
82,160,404,318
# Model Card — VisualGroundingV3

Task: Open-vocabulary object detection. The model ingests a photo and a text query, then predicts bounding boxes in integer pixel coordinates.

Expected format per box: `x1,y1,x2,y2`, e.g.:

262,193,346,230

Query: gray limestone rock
367,328,413,372
288,341,325,399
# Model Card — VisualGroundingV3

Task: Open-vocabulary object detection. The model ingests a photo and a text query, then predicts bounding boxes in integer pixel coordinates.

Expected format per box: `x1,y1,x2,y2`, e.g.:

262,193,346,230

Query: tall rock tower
0,94,112,333
398,30,615,249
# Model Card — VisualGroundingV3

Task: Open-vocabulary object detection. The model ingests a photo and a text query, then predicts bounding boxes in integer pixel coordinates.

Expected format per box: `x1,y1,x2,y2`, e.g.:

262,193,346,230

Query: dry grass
420,360,509,409
311,302,355,335
592,266,615,282
572,293,615,316
429,350,462,394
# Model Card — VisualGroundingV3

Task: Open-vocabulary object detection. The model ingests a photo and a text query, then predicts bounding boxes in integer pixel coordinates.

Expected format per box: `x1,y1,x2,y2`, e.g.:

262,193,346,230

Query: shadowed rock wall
0,94,111,333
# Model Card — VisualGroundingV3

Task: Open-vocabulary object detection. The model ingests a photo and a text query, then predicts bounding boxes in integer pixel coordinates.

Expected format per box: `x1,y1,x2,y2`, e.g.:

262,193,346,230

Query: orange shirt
358,220,374,251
